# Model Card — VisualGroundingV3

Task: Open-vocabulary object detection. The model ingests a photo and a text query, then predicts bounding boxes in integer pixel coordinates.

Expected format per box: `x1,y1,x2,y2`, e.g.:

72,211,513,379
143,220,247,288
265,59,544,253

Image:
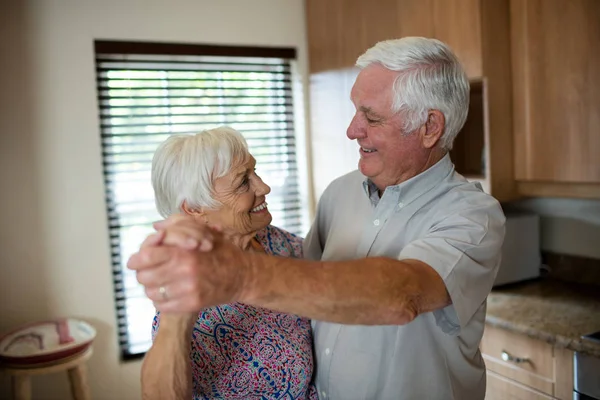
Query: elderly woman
141,126,317,400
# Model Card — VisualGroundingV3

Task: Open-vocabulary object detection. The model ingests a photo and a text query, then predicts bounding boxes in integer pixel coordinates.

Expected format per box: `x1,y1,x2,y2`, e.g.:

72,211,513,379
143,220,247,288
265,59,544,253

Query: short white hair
356,37,470,150
151,126,250,218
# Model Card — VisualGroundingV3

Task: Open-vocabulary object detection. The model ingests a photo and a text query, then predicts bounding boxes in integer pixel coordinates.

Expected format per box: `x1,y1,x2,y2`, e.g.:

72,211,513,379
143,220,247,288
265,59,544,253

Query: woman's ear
181,200,204,217
420,110,445,149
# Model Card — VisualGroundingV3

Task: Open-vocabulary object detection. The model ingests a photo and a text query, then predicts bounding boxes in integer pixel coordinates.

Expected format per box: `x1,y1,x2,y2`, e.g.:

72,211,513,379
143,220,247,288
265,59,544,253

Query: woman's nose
255,179,271,196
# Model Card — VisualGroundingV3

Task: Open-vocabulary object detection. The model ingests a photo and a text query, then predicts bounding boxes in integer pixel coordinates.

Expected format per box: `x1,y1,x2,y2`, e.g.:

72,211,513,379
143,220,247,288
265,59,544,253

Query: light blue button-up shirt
304,154,506,400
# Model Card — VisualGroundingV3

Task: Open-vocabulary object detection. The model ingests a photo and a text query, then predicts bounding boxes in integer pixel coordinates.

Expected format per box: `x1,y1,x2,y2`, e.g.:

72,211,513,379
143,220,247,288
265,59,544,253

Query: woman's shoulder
256,225,304,258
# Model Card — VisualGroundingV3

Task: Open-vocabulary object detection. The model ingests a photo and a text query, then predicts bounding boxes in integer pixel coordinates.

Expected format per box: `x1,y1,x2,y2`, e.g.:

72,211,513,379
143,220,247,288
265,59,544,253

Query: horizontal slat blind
94,42,307,359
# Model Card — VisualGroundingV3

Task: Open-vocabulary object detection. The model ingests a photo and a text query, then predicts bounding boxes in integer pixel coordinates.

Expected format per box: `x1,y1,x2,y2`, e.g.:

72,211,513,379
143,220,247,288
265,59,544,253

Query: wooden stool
1,347,93,400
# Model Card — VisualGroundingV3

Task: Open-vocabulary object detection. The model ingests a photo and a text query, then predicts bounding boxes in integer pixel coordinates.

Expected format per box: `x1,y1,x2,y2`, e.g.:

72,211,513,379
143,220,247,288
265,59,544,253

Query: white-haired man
129,37,506,399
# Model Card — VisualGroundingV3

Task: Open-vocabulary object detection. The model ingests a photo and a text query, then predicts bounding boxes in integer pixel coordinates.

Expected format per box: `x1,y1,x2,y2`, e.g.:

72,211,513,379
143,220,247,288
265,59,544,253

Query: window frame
93,40,308,360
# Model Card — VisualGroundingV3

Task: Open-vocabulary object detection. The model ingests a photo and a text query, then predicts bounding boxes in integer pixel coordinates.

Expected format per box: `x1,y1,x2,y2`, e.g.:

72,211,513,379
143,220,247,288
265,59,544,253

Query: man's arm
140,315,195,400
242,254,450,325
130,199,503,327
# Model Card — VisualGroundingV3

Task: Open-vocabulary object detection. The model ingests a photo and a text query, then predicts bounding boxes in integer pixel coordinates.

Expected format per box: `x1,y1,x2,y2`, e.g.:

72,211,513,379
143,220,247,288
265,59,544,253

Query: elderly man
129,37,506,400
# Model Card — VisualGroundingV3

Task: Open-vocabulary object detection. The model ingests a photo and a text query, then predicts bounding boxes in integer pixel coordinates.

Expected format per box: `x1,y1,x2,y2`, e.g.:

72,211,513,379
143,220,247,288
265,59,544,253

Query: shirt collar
361,153,454,207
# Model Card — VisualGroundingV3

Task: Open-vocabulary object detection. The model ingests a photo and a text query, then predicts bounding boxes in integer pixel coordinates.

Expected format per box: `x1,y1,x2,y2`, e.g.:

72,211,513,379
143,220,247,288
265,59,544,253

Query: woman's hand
142,214,217,251
145,214,254,251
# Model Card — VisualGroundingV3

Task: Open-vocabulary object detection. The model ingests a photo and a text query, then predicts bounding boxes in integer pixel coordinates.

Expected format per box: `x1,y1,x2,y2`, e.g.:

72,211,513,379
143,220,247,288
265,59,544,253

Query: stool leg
67,364,91,400
12,375,31,400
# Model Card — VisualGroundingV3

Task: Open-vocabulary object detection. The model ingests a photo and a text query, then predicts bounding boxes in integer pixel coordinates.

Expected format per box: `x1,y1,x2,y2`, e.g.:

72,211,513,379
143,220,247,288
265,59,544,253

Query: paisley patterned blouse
151,225,318,400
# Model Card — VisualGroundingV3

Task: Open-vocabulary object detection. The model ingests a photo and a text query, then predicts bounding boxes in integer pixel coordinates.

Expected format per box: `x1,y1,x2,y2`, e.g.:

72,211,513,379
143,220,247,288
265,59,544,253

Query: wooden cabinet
305,0,517,202
486,371,554,400
432,0,483,78
510,0,600,198
481,325,574,400
306,0,600,203
307,0,483,77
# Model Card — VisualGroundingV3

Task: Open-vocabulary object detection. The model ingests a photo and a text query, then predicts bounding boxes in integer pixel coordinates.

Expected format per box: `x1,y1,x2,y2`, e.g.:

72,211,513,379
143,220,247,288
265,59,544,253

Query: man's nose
346,115,366,140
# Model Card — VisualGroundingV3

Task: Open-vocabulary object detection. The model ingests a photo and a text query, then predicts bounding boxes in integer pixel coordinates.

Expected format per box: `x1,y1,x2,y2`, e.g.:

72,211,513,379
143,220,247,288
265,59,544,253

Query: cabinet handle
501,350,529,364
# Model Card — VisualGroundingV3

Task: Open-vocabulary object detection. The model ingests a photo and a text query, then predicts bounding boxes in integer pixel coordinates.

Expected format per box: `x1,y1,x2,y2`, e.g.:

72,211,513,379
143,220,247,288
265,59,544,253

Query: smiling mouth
361,147,377,154
250,202,268,213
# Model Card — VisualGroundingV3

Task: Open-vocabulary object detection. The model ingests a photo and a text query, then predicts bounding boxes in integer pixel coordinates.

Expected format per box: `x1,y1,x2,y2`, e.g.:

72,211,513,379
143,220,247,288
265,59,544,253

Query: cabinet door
306,0,435,73
511,0,600,183
306,0,346,73
432,0,483,78
486,371,554,400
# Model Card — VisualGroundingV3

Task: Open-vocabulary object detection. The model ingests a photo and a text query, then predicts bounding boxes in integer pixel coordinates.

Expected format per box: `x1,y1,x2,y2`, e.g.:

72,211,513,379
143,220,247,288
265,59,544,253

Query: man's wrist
236,251,266,304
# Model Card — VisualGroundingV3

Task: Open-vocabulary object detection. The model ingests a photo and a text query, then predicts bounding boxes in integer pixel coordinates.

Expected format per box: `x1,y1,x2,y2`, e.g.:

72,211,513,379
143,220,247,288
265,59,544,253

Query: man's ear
181,200,205,217
420,110,445,149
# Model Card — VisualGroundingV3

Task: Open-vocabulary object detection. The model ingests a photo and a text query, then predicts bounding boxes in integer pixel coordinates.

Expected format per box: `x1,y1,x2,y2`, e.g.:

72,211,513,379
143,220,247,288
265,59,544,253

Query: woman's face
202,155,272,235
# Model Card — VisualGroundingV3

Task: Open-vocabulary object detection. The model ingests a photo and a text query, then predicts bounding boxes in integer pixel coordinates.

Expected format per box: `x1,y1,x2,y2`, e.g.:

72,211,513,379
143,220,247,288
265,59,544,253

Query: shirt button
398,202,405,209
321,391,327,398
373,219,380,226
325,348,330,355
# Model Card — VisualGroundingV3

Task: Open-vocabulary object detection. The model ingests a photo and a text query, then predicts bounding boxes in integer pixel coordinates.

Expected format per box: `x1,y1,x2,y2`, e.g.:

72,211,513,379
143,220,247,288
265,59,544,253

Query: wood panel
480,0,517,201
306,0,345,72
339,0,370,70
481,325,554,394
432,0,483,78
396,0,435,39
306,0,436,73
511,0,600,183
486,371,554,400
553,347,574,400
517,181,600,199
451,80,486,177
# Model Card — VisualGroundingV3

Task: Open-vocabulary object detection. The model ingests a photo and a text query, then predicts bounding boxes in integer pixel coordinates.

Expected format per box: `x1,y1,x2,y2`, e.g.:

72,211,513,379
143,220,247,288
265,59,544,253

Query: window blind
94,41,308,359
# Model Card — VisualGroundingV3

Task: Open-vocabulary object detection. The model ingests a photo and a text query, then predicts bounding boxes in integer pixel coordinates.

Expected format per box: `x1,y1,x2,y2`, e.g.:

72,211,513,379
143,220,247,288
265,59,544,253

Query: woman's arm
141,314,196,400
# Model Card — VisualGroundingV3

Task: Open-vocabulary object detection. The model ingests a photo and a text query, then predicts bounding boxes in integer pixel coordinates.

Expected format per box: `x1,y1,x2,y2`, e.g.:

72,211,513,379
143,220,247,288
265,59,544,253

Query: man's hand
143,213,253,251
142,214,218,252
127,218,255,313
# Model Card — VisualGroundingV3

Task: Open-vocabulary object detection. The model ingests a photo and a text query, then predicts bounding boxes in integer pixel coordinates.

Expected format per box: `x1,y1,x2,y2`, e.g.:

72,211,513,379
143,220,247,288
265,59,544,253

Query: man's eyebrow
359,106,382,118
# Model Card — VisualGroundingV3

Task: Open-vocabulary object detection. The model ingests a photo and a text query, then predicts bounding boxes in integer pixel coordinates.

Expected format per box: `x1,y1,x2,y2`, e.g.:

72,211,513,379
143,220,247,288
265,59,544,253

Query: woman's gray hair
151,126,250,218
356,37,470,150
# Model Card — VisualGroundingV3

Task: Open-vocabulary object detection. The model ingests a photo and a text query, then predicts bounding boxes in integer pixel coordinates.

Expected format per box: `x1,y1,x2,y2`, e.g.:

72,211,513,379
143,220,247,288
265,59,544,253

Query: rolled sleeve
399,203,506,334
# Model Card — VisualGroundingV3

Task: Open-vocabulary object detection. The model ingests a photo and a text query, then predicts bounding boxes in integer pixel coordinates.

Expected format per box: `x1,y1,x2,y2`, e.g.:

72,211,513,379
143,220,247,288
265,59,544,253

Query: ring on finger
158,286,168,301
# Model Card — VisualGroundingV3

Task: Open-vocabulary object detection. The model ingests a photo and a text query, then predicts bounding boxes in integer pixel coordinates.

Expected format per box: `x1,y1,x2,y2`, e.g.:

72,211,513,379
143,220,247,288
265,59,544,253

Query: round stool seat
0,347,93,400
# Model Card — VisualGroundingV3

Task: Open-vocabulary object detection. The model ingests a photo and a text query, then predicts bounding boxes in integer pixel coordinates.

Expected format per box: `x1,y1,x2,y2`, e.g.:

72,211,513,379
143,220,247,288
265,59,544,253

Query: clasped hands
127,214,254,313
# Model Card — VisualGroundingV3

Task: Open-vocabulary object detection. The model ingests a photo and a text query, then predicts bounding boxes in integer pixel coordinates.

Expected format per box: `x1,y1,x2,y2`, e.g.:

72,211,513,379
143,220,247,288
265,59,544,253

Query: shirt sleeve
303,195,329,261
398,202,506,335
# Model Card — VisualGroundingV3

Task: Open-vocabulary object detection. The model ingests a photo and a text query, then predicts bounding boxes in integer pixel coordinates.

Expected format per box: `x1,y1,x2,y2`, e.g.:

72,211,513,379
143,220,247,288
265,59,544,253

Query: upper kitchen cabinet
306,0,518,202
511,0,600,199
307,0,483,78
307,0,435,74
432,0,483,78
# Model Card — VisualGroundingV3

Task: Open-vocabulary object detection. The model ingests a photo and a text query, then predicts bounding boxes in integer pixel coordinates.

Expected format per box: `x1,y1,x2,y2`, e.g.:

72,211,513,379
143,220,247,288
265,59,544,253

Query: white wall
309,68,361,199
505,197,600,260
0,1,309,399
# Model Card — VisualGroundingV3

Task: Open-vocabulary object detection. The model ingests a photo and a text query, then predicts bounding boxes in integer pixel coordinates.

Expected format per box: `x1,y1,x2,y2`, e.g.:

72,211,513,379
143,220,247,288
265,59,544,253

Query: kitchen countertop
486,278,600,357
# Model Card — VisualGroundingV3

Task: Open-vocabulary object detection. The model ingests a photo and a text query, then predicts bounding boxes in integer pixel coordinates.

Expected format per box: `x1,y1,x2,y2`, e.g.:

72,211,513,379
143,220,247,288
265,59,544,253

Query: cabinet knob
501,350,529,364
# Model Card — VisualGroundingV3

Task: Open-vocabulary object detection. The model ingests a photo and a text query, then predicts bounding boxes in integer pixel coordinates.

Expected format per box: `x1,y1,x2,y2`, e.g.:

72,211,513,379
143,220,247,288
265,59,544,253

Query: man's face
347,64,428,191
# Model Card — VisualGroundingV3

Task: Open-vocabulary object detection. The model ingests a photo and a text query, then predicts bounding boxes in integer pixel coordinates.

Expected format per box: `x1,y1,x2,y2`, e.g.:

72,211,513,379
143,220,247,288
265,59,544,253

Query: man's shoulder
320,170,364,200
445,174,501,207
431,173,506,223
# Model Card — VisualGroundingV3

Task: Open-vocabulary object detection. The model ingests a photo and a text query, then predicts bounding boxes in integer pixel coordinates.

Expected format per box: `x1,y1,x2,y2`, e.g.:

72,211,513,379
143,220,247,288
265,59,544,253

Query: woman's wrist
158,313,197,338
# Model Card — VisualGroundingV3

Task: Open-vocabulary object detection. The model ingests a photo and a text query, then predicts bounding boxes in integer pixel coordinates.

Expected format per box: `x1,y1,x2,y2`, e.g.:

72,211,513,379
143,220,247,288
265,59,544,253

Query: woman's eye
239,176,250,188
